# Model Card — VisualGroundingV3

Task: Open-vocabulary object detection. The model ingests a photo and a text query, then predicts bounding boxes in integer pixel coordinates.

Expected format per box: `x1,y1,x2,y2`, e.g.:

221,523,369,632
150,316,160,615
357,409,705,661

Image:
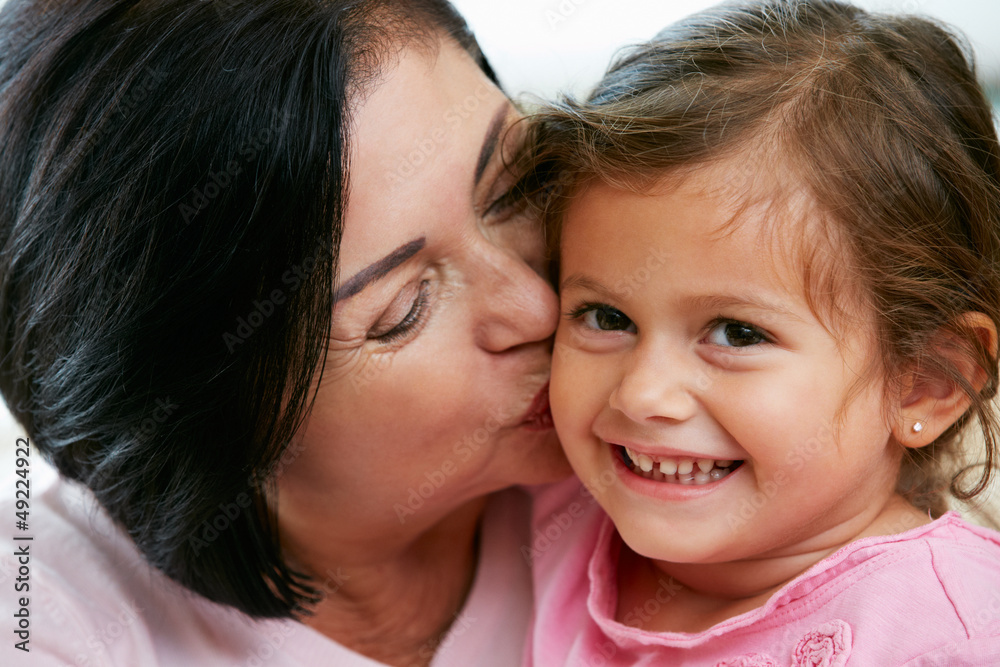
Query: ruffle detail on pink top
714,620,852,667
791,619,853,666
714,654,780,667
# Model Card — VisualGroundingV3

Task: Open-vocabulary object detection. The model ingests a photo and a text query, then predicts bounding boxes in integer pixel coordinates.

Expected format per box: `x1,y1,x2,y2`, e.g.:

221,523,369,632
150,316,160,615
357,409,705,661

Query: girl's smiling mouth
615,444,745,486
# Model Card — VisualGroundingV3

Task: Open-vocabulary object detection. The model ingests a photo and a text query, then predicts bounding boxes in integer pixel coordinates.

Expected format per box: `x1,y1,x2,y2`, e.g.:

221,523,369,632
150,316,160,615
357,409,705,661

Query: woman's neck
292,497,487,667
617,494,929,633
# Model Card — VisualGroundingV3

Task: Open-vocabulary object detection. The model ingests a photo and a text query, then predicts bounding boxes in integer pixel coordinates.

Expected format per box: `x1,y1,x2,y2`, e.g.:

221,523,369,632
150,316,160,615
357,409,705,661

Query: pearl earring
912,422,924,433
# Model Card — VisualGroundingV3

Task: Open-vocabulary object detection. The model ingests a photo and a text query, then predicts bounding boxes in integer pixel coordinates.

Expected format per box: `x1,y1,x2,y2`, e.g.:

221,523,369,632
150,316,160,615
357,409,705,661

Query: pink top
0,460,534,667
526,478,1000,666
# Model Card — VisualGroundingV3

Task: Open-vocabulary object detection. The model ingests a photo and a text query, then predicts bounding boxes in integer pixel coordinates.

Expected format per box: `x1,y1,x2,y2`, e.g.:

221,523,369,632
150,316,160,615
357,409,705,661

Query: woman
0,1,569,665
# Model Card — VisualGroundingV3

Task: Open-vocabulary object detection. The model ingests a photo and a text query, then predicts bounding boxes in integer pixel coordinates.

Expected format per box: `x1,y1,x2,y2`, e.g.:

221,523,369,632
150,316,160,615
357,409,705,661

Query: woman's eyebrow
334,237,426,302
474,103,511,187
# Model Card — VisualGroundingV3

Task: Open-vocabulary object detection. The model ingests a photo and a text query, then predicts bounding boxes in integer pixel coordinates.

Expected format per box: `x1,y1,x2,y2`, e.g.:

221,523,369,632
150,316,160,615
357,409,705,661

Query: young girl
522,0,1000,664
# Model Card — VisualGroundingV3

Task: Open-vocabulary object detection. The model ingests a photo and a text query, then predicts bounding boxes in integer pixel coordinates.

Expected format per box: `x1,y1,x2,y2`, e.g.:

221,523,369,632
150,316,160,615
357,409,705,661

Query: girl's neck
294,497,487,667
616,494,929,633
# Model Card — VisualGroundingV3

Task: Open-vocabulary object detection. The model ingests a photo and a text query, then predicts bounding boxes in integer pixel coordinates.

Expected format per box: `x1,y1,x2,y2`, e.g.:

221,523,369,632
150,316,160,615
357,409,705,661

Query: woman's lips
520,382,554,431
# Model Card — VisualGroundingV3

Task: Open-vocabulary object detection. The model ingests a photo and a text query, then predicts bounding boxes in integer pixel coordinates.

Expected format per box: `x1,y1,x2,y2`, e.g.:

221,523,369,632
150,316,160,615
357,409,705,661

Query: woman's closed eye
478,118,526,224
483,185,517,220
703,319,770,348
368,280,432,345
568,303,637,333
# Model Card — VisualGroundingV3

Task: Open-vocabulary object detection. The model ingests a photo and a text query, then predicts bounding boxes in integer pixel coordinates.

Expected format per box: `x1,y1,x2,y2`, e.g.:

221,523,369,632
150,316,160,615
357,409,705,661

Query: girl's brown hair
520,0,1000,516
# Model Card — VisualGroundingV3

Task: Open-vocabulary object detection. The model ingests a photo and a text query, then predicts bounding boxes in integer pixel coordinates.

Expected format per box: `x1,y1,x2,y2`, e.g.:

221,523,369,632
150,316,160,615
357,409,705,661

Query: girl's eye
705,320,767,348
369,281,431,344
571,304,636,333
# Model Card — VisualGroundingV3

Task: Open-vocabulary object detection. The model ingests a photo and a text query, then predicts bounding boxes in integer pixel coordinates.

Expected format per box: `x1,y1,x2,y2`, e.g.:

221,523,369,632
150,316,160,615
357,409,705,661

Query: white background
452,0,1000,103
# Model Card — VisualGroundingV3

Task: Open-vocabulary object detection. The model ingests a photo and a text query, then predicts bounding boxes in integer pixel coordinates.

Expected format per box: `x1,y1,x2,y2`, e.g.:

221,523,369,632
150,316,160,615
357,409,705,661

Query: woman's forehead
339,41,508,274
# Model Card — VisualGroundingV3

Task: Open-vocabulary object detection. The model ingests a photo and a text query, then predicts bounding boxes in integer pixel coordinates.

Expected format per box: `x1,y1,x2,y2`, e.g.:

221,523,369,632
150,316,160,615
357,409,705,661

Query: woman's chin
513,430,574,485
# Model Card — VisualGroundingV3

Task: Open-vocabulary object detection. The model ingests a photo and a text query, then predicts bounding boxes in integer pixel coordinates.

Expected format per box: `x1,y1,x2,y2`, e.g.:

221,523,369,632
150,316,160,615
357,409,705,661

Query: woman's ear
893,312,998,449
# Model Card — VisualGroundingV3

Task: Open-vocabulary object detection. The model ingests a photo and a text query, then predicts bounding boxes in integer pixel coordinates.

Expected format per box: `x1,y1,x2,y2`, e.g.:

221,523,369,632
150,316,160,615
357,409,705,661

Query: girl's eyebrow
682,294,803,321
560,273,614,298
560,273,802,322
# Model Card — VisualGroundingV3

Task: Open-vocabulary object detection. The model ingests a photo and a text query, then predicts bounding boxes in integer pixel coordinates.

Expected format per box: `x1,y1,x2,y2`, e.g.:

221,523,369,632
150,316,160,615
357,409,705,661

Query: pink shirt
0,460,534,667
526,478,1000,666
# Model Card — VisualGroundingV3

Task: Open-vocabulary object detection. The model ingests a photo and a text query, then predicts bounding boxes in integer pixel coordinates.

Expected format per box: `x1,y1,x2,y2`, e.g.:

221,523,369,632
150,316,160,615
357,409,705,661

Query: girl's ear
893,312,998,449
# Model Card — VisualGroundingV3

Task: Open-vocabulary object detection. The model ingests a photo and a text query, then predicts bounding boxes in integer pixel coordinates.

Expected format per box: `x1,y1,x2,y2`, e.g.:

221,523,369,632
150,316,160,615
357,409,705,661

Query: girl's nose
608,347,698,424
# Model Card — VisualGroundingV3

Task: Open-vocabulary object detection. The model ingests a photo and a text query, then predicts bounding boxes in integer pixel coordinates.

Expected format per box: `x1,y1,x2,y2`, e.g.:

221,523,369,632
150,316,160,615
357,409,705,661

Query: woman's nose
608,347,697,424
473,246,559,352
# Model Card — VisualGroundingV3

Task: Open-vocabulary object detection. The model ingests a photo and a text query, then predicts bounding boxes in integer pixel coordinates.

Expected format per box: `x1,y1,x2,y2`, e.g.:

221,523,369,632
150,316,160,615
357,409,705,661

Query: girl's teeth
619,447,742,486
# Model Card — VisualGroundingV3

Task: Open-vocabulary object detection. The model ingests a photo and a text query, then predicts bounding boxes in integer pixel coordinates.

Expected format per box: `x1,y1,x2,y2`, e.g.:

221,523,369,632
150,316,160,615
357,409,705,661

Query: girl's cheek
551,360,599,431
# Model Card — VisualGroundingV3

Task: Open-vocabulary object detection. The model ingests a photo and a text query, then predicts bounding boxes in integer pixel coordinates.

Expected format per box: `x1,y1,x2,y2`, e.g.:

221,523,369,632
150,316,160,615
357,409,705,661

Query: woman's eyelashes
369,280,432,345
481,139,528,221
480,171,520,222
484,187,516,219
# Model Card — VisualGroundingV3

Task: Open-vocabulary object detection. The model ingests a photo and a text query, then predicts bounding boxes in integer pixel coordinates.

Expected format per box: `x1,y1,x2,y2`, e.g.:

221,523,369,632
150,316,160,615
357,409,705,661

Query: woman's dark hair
521,0,1000,517
0,0,495,618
